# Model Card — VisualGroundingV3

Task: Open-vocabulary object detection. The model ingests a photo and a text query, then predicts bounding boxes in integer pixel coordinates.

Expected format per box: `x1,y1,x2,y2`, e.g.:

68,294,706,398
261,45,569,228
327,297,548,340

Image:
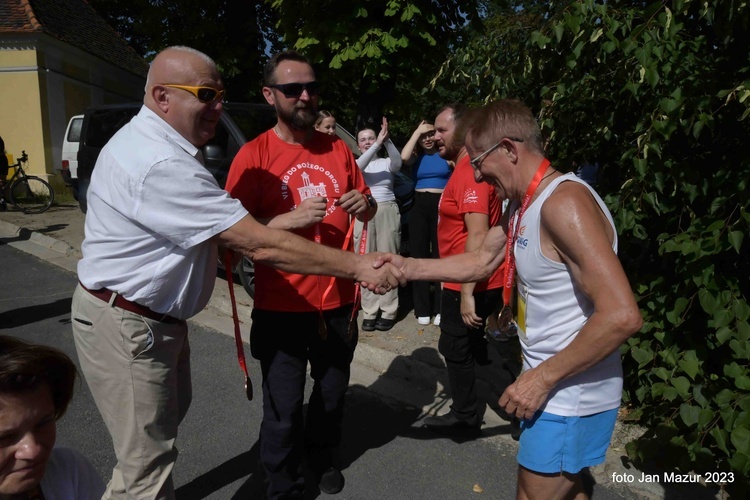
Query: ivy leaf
553,23,565,43
672,376,691,397
710,427,730,454
728,230,744,253
679,403,700,427
666,297,689,324
631,346,653,366
698,288,720,314
736,376,750,390
716,327,733,345
678,350,701,380
728,452,750,475
730,427,750,462
698,408,715,429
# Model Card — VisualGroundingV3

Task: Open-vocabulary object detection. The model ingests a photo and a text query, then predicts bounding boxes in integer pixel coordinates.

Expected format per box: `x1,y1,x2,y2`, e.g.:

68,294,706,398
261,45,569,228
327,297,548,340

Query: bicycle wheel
9,176,55,214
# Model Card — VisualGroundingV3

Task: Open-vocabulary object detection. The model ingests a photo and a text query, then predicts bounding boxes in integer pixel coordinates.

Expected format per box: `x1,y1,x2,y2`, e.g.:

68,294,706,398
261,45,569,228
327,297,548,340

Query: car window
85,109,138,148
67,118,83,142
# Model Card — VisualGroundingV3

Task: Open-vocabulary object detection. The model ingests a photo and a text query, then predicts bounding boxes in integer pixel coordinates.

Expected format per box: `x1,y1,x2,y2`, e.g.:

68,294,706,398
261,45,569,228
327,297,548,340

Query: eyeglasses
162,84,225,103
469,137,524,171
267,81,320,98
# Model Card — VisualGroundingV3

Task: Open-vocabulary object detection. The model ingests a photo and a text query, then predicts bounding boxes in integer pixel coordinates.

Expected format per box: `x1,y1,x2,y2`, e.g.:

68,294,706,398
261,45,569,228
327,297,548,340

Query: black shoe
423,411,482,430
374,317,395,331
361,318,376,331
319,467,345,494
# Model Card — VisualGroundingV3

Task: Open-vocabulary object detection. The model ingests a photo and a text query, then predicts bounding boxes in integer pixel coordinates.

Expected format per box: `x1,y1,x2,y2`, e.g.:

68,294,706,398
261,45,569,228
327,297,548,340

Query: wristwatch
365,194,377,209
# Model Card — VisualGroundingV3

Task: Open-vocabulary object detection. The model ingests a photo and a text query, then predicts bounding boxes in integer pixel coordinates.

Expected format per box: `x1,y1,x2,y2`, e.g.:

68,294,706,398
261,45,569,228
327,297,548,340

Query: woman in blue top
401,120,452,326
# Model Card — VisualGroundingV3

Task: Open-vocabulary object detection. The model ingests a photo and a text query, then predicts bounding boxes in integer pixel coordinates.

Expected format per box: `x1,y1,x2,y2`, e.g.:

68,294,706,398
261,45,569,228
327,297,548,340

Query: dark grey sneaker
374,317,395,331
423,411,483,430
361,318,377,331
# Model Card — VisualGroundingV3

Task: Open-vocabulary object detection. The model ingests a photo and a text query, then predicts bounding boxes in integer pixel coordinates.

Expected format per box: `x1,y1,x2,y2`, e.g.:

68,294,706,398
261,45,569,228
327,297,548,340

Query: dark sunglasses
162,84,225,103
267,81,320,98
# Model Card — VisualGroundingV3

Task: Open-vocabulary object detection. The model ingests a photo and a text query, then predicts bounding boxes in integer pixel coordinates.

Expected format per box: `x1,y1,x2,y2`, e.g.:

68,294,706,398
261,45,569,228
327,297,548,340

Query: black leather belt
79,282,181,323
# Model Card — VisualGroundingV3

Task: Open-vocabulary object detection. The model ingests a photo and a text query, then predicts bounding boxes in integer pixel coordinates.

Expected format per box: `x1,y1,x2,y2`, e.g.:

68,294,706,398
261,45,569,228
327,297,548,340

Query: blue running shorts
517,408,618,474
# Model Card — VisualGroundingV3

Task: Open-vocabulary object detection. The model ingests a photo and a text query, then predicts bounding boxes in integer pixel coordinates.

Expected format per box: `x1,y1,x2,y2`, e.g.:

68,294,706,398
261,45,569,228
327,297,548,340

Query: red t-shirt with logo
225,130,370,312
437,155,504,292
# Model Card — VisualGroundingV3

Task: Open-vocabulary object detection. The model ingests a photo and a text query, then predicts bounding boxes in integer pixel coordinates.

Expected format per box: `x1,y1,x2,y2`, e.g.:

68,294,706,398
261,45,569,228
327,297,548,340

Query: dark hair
0,336,77,420
263,50,312,86
437,103,468,124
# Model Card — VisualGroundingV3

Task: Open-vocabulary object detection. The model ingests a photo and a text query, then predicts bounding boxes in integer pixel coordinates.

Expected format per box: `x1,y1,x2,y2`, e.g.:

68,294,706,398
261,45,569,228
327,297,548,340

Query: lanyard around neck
502,158,551,305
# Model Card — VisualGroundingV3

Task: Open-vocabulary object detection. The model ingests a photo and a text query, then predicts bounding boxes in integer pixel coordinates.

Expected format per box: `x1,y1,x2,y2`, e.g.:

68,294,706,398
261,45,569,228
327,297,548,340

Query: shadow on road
0,297,72,329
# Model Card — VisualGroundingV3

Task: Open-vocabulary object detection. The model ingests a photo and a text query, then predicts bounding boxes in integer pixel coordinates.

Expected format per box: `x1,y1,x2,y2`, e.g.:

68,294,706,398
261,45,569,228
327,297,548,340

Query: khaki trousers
71,284,191,499
354,200,400,320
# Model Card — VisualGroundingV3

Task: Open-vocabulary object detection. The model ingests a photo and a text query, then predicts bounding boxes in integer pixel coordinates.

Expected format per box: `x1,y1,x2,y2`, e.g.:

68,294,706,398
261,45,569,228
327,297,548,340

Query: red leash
223,250,253,401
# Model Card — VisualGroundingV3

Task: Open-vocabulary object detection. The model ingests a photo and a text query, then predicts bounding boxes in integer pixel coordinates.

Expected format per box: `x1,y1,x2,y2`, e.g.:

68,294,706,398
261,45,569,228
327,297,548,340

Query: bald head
145,46,224,147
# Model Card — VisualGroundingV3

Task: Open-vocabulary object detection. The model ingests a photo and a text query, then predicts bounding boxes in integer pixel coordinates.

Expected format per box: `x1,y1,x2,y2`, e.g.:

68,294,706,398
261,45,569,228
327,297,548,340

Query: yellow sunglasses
161,84,225,103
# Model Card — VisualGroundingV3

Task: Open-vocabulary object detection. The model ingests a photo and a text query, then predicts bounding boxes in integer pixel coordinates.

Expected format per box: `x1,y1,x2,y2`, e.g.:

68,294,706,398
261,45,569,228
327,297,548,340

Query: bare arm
213,214,403,291
378,223,506,283
460,212,491,328
400,121,433,165
499,184,643,420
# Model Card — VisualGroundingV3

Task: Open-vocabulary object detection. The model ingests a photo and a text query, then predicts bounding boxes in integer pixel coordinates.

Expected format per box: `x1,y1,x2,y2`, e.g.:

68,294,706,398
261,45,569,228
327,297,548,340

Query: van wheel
237,257,255,298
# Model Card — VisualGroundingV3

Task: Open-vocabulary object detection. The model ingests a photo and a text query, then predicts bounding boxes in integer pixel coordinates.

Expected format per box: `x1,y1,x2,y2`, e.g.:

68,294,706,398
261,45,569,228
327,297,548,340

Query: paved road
0,243,642,499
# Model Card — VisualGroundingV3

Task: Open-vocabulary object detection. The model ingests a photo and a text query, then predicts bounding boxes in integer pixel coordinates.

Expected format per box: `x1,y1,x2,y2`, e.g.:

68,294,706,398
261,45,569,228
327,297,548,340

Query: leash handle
223,250,253,401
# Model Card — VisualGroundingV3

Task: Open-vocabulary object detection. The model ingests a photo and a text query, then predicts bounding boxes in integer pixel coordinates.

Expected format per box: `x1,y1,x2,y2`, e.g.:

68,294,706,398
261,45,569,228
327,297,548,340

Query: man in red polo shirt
423,104,505,431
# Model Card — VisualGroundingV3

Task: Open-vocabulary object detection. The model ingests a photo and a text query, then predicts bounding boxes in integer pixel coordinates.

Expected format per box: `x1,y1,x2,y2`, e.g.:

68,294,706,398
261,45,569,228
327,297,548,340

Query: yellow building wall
0,49,47,180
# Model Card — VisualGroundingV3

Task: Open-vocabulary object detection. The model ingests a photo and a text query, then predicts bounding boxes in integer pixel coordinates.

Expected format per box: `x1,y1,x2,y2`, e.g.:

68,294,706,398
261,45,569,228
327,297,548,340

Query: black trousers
409,191,442,317
250,305,358,499
438,288,502,417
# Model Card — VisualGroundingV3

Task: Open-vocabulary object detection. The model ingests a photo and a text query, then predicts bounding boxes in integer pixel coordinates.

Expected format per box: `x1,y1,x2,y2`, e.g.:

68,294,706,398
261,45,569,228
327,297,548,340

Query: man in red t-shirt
423,104,505,431
225,51,376,498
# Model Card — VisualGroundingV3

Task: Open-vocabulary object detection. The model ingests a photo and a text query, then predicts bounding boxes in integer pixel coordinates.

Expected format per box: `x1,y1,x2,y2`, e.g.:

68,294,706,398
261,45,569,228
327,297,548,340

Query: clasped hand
357,252,406,294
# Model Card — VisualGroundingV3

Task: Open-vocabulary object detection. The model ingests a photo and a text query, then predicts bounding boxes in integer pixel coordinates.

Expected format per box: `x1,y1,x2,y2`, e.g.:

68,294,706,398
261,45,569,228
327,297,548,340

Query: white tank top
512,173,622,416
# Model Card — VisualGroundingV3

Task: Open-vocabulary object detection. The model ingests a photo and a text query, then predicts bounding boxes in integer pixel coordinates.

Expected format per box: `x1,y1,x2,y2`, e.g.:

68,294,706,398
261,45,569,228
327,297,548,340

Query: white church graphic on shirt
298,172,328,201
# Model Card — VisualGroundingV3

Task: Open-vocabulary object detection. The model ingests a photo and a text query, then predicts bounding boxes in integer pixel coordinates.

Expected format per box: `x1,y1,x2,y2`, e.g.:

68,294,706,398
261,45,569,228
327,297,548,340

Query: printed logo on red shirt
462,188,479,204
282,163,343,217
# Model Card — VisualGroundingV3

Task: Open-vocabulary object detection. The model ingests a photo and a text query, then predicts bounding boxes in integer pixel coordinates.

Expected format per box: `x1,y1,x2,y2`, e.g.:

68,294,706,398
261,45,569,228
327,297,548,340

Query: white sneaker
433,314,441,326
417,316,430,325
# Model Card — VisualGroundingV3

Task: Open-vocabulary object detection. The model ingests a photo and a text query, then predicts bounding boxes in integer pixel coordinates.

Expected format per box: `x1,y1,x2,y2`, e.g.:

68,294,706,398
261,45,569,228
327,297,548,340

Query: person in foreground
377,99,642,499
225,50,377,499
71,46,401,499
0,335,105,499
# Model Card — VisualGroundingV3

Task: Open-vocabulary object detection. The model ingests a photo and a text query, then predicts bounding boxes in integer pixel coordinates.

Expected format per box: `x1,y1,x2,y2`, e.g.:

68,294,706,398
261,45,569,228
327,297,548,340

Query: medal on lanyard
497,159,551,337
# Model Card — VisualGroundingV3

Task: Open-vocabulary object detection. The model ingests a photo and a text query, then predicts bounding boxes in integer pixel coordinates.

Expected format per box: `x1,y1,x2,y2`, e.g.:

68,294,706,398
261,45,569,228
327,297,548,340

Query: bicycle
1,150,55,214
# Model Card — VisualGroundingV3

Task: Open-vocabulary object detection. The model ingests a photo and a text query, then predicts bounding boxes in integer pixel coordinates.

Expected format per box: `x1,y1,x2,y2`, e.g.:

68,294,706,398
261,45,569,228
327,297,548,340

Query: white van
61,114,83,199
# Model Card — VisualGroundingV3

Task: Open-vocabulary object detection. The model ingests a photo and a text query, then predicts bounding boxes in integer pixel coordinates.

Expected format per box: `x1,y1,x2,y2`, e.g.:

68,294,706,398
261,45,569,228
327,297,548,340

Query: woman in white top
354,117,402,332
